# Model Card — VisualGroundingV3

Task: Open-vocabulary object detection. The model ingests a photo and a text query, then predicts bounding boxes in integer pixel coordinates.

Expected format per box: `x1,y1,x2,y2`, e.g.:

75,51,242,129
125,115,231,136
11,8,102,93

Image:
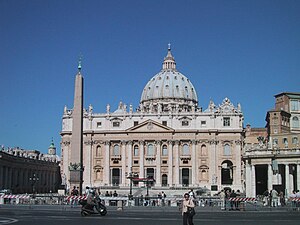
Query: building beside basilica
61,47,244,194
243,92,300,197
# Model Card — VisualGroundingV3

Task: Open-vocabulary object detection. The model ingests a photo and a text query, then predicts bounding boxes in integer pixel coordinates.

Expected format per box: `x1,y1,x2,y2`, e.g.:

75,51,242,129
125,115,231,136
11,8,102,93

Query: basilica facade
60,47,244,193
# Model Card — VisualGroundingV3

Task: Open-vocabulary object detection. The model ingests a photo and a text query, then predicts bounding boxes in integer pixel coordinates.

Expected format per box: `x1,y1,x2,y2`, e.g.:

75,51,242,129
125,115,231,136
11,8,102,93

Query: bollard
117,200,123,211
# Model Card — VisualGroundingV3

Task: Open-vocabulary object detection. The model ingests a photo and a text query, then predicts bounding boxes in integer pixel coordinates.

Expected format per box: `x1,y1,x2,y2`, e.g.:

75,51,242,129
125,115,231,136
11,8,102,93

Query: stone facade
61,47,244,193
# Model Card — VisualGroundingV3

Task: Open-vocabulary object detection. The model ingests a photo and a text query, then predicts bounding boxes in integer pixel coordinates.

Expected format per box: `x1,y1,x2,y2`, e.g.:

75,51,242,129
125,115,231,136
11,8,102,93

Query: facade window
283,138,288,146
224,144,231,156
292,117,299,128
292,137,298,145
291,100,299,111
201,121,206,127
162,145,168,156
162,174,168,186
162,160,167,164
134,121,138,126
201,145,207,156
113,145,120,156
97,122,102,128
133,145,139,156
134,160,138,164
182,120,189,126
96,146,101,157
162,121,167,126
223,117,230,127
182,144,190,155
147,144,154,156
273,138,278,146
201,170,208,180
113,121,120,127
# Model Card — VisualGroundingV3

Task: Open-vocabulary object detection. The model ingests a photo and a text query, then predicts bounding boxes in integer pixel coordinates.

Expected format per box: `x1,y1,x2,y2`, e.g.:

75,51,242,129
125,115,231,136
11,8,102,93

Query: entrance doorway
111,168,120,186
182,168,189,186
255,165,268,195
146,168,155,186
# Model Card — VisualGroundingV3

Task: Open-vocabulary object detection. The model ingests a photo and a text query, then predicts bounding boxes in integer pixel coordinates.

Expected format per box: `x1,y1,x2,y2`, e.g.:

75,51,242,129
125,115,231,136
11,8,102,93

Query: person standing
219,189,226,210
70,186,79,206
182,193,195,225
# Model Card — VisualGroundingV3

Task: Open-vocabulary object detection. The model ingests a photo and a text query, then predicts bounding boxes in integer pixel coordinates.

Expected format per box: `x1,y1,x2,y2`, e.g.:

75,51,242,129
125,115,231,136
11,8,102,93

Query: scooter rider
84,190,97,211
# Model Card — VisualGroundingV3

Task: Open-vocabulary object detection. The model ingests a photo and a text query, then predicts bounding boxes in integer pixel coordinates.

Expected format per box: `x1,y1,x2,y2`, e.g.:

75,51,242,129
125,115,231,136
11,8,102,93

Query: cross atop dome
162,43,176,71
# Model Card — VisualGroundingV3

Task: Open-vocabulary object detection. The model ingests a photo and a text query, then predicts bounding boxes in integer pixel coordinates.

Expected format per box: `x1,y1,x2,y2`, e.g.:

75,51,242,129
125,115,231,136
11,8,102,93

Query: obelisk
69,59,84,194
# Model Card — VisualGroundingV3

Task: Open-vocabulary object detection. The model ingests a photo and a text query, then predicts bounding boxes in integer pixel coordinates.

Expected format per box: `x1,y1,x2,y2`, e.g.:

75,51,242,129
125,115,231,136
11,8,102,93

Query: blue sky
0,0,299,154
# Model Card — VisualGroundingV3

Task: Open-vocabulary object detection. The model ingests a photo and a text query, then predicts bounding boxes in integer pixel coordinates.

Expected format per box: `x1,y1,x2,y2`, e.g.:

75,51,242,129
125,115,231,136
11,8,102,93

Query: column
156,141,161,186
297,164,300,191
251,165,256,198
209,140,217,186
174,141,179,186
191,141,196,186
266,164,272,192
127,141,133,185
85,140,93,187
104,141,110,185
139,141,144,180
121,141,126,186
168,141,173,186
285,164,290,196
235,140,242,190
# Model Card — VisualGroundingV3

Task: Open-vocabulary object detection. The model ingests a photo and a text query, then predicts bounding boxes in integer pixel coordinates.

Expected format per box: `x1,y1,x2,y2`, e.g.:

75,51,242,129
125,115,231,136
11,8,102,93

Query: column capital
209,140,218,145
235,140,242,145
104,141,110,146
174,140,180,146
167,140,173,145
127,141,132,145
139,140,144,145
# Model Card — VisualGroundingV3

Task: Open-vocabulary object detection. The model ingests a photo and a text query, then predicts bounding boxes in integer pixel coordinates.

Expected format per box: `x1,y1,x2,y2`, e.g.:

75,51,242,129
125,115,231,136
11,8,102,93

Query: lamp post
126,169,138,200
29,173,39,195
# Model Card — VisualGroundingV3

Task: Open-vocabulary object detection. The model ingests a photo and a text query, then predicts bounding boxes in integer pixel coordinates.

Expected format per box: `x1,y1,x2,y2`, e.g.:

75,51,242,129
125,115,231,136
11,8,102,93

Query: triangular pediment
126,119,174,132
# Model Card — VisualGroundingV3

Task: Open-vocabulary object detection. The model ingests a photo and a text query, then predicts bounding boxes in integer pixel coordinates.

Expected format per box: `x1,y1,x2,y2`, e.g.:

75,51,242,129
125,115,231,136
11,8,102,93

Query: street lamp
126,169,138,200
29,173,39,195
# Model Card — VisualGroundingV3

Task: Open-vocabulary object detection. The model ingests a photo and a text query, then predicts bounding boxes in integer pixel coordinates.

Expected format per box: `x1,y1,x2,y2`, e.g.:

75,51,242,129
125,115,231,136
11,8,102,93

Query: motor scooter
79,196,107,216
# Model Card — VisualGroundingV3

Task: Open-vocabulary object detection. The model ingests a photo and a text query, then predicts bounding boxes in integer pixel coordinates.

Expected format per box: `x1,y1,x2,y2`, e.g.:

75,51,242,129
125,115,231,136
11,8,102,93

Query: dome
140,46,198,113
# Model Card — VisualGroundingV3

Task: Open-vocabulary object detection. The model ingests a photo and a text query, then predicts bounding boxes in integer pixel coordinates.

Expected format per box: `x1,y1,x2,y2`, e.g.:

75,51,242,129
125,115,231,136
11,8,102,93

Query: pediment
126,119,174,132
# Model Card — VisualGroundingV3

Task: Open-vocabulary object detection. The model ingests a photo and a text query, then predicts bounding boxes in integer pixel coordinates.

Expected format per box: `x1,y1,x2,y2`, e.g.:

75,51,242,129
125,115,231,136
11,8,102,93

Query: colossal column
168,141,173,186
191,141,196,186
251,165,256,197
139,141,144,182
245,160,251,197
121,141,126,186
297,164,300,191
156,141,161,186
174,141,180,186
69,62,84,194
268,164,273,191
104,141,110,185
285,164,290,196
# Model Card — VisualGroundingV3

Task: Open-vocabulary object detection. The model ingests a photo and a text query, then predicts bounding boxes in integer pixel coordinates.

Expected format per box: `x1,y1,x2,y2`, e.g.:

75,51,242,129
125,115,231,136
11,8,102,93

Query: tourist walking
181,193,195,225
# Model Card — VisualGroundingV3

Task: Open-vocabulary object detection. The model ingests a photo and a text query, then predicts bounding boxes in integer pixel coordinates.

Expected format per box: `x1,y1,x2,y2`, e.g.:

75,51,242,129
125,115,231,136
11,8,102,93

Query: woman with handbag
181,193,195,225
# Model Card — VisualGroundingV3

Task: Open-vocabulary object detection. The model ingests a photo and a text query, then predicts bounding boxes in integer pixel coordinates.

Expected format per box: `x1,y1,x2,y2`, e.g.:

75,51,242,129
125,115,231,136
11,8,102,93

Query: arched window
162,145,168,156
221,160,233,185
133,145,139,156
224,144,231,156
201,145,207,156
201,170,208,180
182,144,190,155
113,145,120,156
292,117,299,128
96,146,101,157
147,144,154,156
